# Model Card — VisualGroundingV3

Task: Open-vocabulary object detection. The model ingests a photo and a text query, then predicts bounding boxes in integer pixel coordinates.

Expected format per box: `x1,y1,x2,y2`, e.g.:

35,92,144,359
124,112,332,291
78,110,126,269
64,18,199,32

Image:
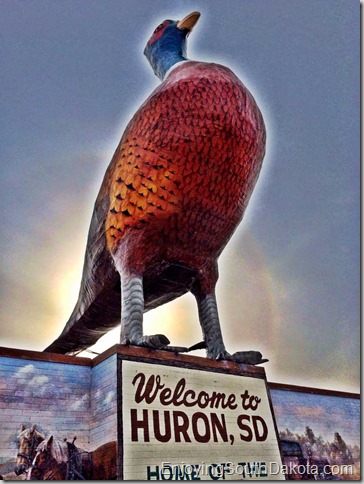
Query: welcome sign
121,360,284,480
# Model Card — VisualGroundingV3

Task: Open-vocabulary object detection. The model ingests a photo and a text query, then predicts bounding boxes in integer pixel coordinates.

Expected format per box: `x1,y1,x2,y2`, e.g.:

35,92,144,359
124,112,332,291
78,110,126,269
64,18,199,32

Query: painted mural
270,388,360,480
0,350,360,480
0,353,117,480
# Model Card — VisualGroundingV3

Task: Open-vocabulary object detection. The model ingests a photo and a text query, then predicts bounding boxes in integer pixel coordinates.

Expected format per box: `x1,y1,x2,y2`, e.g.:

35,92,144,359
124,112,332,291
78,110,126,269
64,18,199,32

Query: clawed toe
215,350,231,361
188,341,206,352
122,333,171,350
207,348,268,366
160,340,207,354
229,351,268,365
141,334,170,349
161,345,189,353
122,334,193,353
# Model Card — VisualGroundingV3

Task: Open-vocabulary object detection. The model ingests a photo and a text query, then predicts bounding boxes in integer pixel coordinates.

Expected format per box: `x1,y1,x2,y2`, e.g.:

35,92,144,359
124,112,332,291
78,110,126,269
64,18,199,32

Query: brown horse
15,424,46,476
26,436,84,480
26,436,117,480
90,441,117,480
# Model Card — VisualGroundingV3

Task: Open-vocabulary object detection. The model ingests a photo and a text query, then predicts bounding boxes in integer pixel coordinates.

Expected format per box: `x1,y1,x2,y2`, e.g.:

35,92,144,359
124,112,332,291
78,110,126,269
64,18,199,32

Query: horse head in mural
26,435,85,481
15,424,45,476
15,423,117,480
26,435,87,480
26,436,65,480
24,433,117,480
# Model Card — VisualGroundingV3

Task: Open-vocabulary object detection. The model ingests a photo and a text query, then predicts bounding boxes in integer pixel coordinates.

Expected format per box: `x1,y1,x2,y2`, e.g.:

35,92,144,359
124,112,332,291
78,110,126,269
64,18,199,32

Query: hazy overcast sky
1,0,359,392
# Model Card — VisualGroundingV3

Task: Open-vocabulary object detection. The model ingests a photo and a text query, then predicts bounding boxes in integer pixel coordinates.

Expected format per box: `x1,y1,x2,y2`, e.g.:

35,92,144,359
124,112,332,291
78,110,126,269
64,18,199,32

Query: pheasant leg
120,274,169,349
196,294,228,359
196,293,267,365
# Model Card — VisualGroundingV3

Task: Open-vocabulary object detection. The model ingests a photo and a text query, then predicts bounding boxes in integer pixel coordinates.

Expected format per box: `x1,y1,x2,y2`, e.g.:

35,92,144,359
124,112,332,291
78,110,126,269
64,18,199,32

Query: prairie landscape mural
270,387,360,479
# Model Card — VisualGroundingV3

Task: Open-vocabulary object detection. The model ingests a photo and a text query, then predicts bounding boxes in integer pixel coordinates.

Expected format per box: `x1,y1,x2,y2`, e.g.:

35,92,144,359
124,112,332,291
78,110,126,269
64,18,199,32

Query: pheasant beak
177,11,201,32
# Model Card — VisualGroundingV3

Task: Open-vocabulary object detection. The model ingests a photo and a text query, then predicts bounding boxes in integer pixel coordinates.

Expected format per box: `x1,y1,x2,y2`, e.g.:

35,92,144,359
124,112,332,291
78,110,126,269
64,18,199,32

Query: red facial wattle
148,20,173,45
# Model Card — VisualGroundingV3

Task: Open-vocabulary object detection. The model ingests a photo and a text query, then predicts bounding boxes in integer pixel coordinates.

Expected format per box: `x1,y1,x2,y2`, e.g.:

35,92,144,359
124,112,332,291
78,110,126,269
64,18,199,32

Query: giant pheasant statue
45,12,267,365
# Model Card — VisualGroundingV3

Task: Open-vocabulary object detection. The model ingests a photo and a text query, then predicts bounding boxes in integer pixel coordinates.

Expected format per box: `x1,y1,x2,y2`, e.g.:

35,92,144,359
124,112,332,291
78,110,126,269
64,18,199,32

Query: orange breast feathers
105,141,180,249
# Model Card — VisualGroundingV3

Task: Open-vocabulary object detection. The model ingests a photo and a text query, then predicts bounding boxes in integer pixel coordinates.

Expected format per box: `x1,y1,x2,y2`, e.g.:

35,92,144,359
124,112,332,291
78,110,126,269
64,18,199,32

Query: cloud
12,363,56,398
103,391,114,406
15,364,35,376
31,375,50,386
14,364,50,387
69,393,89,411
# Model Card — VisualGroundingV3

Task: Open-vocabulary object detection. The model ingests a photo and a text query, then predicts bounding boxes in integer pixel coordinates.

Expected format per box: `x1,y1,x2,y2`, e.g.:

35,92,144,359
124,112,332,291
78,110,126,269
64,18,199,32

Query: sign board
122,360,284,480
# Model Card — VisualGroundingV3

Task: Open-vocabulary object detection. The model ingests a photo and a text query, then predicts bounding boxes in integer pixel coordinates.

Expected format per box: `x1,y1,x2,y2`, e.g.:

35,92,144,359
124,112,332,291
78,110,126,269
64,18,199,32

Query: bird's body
45,13,267,364
106,61,264,263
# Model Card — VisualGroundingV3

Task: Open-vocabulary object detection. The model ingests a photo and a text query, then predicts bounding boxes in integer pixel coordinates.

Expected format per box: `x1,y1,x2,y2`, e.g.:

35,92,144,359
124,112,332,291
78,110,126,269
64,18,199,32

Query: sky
0,0,359,392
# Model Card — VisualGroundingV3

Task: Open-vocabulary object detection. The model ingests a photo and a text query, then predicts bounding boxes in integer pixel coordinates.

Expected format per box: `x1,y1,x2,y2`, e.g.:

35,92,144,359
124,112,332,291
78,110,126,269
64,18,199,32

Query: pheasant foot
217,350,268,365
161,345,189,353
138,334,169,350
123,335,200,354
122,333,167,347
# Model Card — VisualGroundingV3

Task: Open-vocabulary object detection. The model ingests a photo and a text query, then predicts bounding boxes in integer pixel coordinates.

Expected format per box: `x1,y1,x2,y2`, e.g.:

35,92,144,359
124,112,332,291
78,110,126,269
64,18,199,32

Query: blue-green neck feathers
144,20,189,80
